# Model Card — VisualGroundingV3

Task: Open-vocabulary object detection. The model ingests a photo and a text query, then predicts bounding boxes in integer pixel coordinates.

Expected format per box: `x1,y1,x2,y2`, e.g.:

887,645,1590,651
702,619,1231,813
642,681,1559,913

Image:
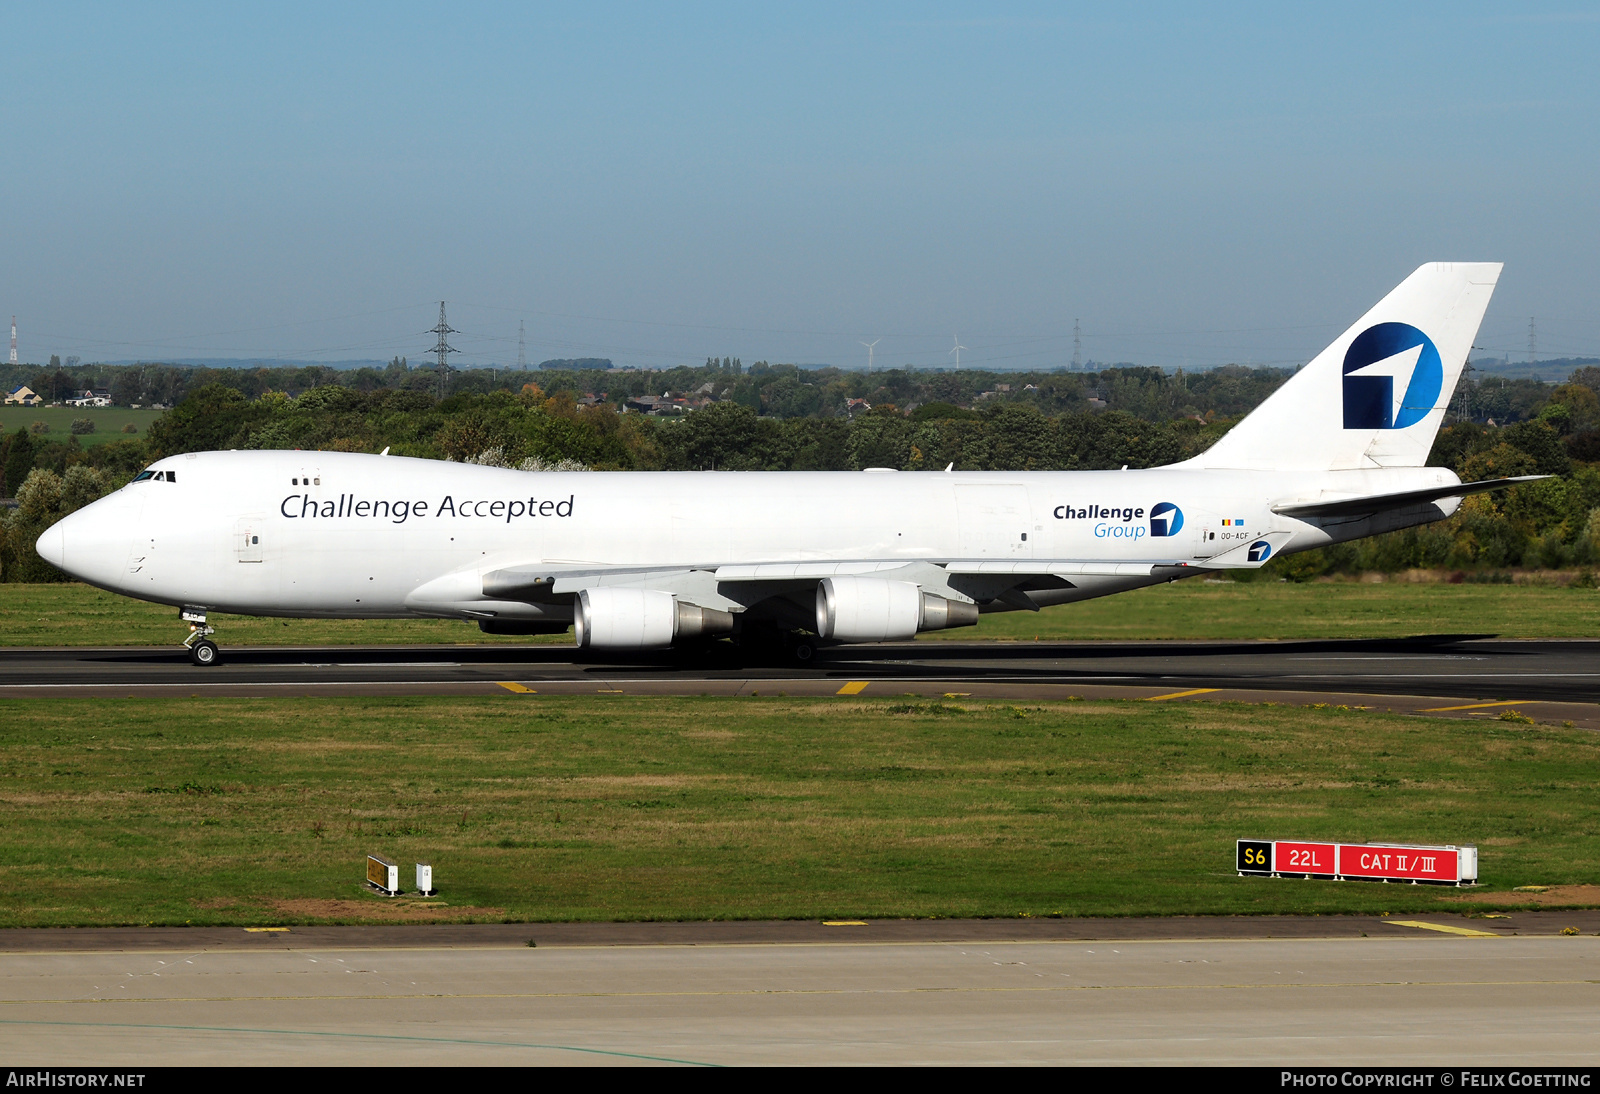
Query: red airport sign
1273,840,1337,879
1236,839,1477,885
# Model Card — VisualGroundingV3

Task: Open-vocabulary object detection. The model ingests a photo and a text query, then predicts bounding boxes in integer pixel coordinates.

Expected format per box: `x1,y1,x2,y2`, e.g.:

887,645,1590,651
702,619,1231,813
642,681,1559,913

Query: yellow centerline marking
1146,688,1220,702
1418,700,1531,712
1385,920,1500,938
836,681,870,695
495,682,534,694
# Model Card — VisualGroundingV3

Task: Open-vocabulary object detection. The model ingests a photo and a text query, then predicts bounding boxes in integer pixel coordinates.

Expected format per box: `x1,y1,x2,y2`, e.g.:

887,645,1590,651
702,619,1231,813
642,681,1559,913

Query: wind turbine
950,334,967,369
859,338,880,375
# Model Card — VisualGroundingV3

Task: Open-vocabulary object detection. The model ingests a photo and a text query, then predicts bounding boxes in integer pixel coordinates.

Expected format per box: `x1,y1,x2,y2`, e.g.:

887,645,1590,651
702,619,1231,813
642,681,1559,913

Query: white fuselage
42,449,1461,624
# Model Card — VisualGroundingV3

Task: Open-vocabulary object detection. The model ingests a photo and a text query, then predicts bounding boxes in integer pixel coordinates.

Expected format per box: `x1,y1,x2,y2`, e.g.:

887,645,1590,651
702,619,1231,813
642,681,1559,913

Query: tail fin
1184,262,1502,471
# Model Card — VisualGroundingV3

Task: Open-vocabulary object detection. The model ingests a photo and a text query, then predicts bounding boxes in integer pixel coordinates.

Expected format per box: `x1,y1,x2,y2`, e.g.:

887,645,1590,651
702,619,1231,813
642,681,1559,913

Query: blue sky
4,3,1599,370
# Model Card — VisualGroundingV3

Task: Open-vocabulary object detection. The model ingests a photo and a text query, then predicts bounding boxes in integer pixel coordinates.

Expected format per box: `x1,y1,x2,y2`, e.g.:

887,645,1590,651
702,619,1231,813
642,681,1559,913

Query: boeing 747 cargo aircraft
38,263,1539,665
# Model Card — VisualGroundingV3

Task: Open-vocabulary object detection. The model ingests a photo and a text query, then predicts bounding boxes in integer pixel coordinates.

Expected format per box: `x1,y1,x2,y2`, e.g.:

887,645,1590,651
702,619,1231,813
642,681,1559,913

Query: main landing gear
181,606,220,667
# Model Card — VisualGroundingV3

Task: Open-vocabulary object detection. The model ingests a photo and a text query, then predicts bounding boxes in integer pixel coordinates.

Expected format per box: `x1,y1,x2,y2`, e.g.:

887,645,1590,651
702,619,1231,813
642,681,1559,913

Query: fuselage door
236,517,263,563
954,484,1034,558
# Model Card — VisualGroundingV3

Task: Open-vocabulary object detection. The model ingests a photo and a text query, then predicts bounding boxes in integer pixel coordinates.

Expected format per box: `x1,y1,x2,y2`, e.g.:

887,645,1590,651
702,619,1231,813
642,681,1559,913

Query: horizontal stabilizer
1272,476,1548,520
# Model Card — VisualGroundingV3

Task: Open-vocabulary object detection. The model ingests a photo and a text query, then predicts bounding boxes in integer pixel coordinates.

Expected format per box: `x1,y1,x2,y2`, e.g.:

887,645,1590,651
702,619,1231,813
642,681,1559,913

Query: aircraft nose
35,523,66,569
38,497,135,587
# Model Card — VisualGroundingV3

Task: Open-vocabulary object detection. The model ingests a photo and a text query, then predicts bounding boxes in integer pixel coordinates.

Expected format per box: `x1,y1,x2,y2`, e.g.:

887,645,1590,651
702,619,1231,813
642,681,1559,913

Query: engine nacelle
816,577,977,641
575,588,735,649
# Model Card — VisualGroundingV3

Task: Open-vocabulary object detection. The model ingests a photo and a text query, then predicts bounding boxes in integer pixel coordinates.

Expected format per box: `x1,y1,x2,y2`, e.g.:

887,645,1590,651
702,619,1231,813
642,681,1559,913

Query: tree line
3,365,1599,583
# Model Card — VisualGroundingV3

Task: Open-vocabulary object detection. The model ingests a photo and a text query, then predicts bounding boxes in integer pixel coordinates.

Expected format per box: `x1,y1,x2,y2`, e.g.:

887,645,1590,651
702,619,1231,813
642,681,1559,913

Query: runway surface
4,636,1597,727
2,914,1597,1065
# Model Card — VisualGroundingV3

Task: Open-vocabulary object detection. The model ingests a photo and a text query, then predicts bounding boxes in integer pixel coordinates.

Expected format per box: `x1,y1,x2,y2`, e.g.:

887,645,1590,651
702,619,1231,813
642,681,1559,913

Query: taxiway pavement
1,914,1597,1065
3,636,1596,728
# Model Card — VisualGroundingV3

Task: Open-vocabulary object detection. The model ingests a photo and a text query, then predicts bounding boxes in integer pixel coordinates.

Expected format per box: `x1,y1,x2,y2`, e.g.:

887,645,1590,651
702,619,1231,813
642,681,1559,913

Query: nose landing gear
180,606,220,667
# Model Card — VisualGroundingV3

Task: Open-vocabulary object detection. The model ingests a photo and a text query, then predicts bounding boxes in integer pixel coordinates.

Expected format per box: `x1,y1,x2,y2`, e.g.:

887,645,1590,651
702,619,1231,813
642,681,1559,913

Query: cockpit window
133,470,155,482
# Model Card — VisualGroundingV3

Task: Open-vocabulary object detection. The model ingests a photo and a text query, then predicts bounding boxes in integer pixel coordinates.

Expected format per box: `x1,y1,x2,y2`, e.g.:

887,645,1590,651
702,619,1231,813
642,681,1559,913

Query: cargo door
954,484,1034,558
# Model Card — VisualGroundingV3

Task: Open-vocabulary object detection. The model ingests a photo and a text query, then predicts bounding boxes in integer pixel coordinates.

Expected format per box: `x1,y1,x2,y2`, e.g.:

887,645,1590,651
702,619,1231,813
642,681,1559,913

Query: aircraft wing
717,559,1191,579
484,558,1195,600
1271,476,1549,520
480,557,1195,621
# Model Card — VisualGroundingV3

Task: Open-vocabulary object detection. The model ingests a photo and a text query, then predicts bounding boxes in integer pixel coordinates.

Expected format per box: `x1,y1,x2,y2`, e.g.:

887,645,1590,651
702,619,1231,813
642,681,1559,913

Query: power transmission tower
1072,319,1082,370
516,320,528,370
1528,316,1538,369
427,302,459,399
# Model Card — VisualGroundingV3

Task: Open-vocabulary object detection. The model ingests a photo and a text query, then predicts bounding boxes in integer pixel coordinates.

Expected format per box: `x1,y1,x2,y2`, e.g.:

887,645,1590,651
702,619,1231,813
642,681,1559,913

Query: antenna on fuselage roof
379,447,390,456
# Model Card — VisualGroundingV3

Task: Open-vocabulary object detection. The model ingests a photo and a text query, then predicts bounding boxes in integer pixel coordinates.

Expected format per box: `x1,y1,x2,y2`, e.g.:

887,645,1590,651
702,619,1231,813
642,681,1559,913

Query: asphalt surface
3,636,1597,727
1,916,1597,1065
1,909,1596,952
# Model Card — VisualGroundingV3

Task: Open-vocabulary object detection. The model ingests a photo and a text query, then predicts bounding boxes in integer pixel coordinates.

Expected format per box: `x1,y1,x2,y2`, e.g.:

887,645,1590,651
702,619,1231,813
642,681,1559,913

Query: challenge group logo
1342,322,1443,430
1150,502,1183,538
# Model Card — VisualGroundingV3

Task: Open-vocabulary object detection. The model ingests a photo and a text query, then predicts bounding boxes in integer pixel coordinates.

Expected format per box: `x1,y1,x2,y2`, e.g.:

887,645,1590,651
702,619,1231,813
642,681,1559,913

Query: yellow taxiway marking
823,921,868,926
1146,688,1220,702
496,682,535,694
1418,700,1530,713
1385,920,1500,938
836,681,870,695
241,928,290,934
943,692,971,698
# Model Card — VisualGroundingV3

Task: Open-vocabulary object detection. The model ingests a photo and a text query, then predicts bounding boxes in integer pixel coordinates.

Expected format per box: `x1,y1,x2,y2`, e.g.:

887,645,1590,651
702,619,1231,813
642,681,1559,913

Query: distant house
844,397,873,418
69,388,112,408
4,385,39,406
623,394,692,415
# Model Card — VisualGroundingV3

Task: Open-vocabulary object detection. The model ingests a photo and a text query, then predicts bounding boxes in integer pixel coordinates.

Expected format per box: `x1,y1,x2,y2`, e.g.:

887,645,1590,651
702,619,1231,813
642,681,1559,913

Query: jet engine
575,588,736,649
815,577,979,642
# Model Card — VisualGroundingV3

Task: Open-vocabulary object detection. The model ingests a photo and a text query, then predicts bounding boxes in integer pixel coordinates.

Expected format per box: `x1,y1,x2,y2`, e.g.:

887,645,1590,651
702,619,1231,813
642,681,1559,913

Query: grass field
0,578,1593,647
0,695,1595,927
925,577,1600,642
0,406,165,447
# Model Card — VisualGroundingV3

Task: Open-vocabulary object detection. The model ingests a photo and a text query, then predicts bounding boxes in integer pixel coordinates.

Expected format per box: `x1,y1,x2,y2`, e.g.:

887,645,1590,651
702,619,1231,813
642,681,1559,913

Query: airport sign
1237,839,1478,885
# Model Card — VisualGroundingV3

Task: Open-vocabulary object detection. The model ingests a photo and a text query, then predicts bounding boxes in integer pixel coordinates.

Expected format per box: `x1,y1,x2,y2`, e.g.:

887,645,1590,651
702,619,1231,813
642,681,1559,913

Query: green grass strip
0,695,1594,926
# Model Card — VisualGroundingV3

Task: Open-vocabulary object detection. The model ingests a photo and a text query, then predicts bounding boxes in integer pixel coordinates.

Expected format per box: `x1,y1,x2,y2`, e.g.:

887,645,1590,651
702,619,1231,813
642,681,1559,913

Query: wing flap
943,559,1184,577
